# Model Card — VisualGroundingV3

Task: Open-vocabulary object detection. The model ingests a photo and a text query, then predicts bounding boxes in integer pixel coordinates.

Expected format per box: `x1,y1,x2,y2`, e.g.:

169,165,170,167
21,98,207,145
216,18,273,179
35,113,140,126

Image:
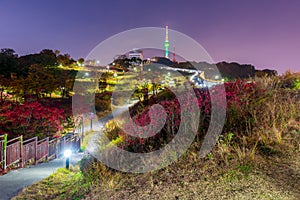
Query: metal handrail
0,131,81,173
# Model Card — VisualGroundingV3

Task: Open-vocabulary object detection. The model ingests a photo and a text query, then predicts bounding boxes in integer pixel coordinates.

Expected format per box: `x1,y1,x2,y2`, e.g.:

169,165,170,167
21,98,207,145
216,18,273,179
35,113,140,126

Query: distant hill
152,57,277,79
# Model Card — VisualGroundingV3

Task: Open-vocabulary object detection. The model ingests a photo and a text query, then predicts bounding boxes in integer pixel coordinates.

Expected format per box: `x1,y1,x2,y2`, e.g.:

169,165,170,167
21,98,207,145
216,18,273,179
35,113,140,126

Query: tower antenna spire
164,25,170,59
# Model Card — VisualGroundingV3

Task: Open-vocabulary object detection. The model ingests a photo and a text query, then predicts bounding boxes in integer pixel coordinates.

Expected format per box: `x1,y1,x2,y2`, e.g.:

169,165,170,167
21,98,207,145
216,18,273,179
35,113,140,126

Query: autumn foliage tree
0,48,80,140
0,101,66,139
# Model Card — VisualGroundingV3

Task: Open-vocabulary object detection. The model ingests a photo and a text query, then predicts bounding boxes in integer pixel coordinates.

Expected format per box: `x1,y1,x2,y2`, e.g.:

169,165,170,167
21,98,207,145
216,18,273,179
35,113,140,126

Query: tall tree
0,48,19,78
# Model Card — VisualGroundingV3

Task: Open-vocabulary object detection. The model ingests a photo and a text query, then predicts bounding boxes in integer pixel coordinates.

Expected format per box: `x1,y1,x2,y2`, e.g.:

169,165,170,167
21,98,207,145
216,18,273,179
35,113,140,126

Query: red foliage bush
0,101,66,139
113,80,266,152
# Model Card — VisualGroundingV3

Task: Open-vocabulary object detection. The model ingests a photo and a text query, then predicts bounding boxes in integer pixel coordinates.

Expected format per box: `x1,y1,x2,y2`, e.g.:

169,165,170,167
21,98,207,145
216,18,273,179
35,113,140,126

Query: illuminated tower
164,25,170,59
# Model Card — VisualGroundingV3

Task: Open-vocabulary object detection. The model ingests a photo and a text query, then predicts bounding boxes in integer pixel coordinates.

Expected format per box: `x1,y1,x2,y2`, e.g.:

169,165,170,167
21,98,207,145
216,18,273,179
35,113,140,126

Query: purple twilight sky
1,0,300,74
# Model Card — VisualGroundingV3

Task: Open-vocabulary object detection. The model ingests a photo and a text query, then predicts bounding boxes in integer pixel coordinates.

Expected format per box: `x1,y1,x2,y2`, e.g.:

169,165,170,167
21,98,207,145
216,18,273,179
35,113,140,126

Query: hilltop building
128,49,143,61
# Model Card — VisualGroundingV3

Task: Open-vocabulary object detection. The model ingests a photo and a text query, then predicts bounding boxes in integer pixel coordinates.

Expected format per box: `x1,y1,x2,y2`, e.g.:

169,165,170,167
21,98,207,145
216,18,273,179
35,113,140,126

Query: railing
0,133,81,173
23,137,37,165
6,136,22,169
36,137,49,161
48,139,58,159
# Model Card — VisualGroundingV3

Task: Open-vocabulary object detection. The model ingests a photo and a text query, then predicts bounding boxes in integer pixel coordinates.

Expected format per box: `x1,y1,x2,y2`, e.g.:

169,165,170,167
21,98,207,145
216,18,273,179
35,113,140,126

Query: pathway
0,102,135,200
0,152,84,200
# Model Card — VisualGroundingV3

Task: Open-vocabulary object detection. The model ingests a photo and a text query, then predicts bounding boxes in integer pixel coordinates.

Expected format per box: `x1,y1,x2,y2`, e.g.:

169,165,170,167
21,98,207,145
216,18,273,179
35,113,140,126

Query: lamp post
89,112,95,131
113,73,118,83
64,149,72,169
81,116,84,142
60,86,65,98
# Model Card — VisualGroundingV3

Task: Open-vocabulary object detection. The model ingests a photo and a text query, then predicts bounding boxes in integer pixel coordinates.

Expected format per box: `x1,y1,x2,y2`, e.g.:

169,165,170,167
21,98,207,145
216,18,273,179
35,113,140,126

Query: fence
6,136,22,169
0,133,81,173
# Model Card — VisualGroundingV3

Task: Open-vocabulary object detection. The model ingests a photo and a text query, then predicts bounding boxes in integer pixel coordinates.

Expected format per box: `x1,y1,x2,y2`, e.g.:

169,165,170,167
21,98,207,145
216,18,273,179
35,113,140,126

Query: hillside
14,73,300,200
152,57,277,79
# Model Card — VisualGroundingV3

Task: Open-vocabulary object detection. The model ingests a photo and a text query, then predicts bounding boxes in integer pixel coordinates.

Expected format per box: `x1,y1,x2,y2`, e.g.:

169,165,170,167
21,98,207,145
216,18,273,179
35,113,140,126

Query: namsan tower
164,25,170,59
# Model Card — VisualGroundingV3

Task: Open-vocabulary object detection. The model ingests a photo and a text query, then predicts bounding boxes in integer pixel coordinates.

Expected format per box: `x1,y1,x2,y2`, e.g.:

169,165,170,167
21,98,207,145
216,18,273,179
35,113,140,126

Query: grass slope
13,75,300,200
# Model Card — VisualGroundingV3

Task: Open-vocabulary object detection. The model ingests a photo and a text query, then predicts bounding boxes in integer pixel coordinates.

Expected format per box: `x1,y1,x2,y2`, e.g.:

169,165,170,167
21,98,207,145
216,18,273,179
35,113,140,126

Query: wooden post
34,137,38,165
20,135,24,168
46,137,49,161
2,134,7,173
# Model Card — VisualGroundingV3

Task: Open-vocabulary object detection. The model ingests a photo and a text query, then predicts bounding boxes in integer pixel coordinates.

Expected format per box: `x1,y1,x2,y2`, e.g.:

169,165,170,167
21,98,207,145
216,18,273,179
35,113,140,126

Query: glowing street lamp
113,73,118,83
64,149,72,169
61,86,65,97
